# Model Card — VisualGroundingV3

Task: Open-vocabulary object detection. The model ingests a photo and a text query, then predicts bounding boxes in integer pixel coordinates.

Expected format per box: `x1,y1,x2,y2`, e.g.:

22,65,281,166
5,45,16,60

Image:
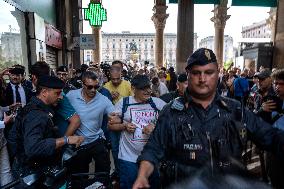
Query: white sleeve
152,97,167,110
113,98,124,117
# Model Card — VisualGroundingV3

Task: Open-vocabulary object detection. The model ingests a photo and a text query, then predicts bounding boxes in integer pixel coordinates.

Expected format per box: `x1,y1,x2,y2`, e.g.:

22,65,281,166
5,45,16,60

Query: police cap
38,75,65,89
186,48,217,70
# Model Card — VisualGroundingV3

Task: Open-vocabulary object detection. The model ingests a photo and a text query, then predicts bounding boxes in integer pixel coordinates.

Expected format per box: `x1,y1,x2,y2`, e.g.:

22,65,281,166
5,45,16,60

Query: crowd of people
0,48,284,189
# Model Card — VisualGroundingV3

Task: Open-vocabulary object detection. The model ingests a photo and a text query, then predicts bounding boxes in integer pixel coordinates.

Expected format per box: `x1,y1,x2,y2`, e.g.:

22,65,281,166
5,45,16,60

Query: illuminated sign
84,2,107,27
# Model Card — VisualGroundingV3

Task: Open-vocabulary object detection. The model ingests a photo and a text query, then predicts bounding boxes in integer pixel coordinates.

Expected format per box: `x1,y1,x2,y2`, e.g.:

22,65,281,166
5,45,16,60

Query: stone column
267,8,277,43
176,0,194,74
152,1,168,68
211,0,230,67
273,1,284,68
92,27,102,63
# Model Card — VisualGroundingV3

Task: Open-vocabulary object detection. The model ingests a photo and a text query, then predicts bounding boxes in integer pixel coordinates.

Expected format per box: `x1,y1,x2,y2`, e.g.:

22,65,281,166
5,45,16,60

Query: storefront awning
231,0,277,7
169,0,220,4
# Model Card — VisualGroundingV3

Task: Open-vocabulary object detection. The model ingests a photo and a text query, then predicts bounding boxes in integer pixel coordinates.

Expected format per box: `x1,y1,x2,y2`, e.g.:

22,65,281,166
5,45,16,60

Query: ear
41,88,49,97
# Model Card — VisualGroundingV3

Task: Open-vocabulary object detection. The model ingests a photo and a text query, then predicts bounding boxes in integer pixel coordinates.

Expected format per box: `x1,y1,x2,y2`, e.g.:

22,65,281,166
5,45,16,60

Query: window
0,1,27,68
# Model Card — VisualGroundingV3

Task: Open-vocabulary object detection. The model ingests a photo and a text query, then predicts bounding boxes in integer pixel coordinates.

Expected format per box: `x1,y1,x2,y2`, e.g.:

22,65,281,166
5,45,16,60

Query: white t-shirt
113,96,166,163
159,82,169,96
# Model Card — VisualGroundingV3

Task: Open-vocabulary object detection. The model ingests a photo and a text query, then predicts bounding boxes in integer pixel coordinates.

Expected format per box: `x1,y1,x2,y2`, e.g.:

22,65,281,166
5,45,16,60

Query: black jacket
160,90,179,103
138,93,284,182
4,82,32,106
7,96,59,172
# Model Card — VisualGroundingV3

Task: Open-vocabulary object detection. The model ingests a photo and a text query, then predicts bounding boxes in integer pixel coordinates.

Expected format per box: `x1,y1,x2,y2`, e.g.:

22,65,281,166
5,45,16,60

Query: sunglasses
83,83,100,90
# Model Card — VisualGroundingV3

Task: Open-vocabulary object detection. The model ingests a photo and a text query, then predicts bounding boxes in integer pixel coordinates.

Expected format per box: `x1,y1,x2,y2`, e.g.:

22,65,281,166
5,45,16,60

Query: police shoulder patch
171,97,185,111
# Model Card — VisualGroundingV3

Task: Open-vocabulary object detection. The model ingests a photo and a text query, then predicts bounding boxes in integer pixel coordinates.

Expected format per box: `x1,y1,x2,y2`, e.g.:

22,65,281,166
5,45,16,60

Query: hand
125,122,136,133
142,124,155,135
0,68,10,77
261,100,277,112
111,91,120,100
4,112,15,125
108,112,121,124
132,176,150,189
9,103,22,111
68,136,84,148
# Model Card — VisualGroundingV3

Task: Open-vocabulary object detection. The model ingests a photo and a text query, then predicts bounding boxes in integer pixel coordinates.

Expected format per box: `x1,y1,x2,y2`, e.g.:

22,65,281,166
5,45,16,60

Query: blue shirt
66,89,114,145
233,77,249,97
54,93,77,136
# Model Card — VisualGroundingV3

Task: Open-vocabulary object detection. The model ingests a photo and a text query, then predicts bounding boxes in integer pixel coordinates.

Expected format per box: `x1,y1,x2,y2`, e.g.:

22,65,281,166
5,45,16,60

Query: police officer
7,76,84,180
132,48,284,189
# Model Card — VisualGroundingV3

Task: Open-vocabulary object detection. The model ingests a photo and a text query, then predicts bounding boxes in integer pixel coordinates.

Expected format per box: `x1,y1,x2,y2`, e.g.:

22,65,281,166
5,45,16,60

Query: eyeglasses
83,83,100,90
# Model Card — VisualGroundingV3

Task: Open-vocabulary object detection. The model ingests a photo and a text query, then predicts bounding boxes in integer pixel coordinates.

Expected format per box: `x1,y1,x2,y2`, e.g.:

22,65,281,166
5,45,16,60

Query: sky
82,0,271,47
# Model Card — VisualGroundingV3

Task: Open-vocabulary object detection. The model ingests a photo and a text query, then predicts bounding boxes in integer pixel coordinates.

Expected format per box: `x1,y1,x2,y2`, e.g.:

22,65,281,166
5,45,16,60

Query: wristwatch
63,136,69,145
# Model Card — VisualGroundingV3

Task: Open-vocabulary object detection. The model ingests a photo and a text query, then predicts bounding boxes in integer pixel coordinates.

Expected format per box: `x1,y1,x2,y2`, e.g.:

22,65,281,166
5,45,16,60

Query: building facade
0,0,82,72
199,35,234,63
241,20,271,38
84,32,198,68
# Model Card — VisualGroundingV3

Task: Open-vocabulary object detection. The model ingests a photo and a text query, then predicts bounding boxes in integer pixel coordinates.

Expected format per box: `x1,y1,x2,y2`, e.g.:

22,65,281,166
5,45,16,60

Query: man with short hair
66,71,114,175
30,62,81,137
132,48,284,188
104,68,132,104
8,76,84,182
56,65,76,94
104,67,132,177
5,66,31,107
250,69,276,123
160,73,188,103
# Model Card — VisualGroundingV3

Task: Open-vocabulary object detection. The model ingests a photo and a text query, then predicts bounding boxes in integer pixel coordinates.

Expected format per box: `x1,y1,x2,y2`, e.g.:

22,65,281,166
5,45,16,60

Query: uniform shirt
66,89,114,145
113,96,166,163
7,96,57,165
138,93,284,174
104,80,132,104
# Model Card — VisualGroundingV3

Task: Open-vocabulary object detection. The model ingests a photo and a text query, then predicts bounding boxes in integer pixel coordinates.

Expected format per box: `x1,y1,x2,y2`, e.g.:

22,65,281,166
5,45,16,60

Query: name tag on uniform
183,143,203,151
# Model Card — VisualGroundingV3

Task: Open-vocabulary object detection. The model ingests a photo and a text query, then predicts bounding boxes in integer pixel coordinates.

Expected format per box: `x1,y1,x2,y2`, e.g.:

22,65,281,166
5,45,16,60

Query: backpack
121,97,159,123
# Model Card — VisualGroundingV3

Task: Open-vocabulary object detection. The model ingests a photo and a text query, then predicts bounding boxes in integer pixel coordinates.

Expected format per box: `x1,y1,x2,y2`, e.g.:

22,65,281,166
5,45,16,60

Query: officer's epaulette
171,97,185,111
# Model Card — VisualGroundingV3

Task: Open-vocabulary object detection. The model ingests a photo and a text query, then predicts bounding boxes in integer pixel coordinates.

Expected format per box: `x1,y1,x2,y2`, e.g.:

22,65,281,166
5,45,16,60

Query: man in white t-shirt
108,75,166,189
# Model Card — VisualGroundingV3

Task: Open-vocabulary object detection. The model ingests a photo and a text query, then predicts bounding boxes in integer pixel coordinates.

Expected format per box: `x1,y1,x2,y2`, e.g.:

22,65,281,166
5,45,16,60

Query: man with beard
132,48,284,189
66,71,114,176
8,76,84,183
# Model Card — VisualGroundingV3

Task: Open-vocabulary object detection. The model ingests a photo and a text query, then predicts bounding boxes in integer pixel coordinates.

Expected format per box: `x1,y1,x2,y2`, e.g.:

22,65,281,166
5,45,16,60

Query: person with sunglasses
66,71,114,177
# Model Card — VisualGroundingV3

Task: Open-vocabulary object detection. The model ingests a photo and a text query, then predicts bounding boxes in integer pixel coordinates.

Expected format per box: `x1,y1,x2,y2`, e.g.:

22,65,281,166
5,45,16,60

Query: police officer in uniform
132,48,284,188
7,76,84,186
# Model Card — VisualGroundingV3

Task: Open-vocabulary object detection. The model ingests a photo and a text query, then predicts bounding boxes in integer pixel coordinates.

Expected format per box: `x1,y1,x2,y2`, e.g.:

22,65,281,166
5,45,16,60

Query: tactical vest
164,97,248,180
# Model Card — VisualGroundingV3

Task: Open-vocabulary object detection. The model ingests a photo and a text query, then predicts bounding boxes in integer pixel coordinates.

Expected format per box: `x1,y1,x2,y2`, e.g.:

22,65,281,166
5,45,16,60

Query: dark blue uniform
138,92,284,185
8,96,59,178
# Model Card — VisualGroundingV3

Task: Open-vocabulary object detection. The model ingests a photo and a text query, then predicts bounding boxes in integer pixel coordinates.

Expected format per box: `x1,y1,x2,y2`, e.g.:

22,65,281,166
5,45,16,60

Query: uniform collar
30,96,54,116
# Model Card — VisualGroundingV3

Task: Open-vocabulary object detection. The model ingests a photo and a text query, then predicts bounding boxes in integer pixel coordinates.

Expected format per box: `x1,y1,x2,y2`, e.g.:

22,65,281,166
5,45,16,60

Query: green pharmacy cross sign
84,2,107,27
